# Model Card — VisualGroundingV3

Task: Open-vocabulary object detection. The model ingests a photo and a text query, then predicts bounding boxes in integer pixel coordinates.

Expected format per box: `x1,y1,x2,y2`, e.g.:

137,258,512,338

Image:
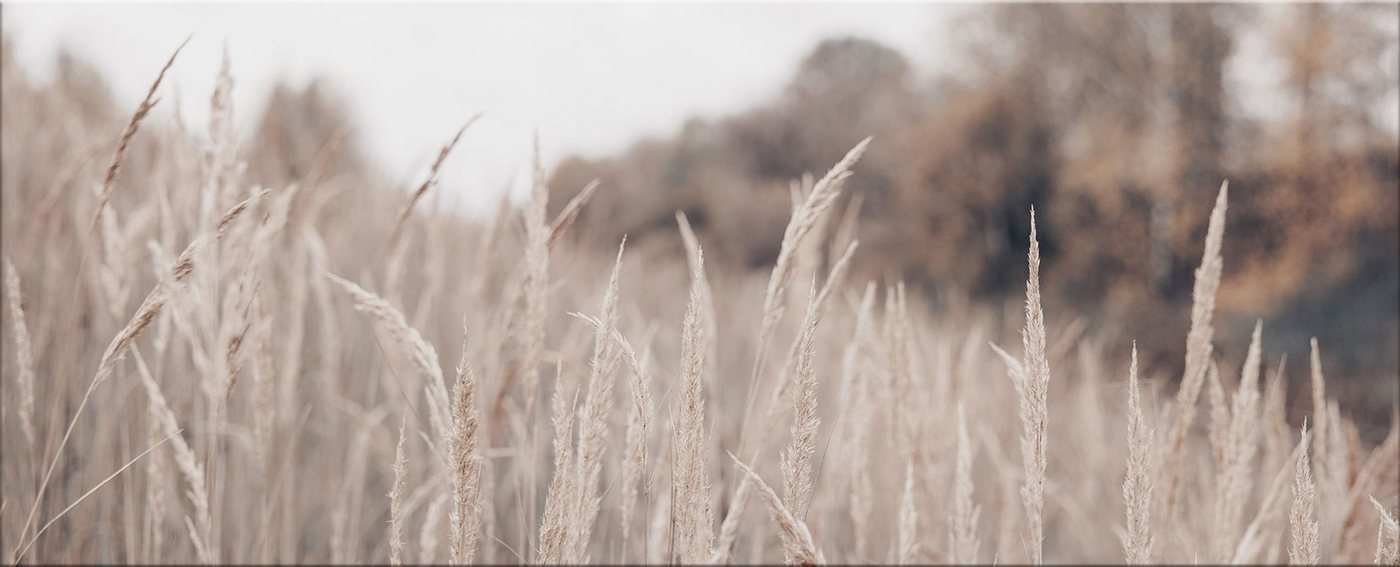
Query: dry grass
1,42,1397,566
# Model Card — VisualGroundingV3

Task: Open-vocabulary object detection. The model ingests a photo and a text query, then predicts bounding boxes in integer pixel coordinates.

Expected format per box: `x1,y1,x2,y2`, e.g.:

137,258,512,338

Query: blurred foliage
547,4,1399,416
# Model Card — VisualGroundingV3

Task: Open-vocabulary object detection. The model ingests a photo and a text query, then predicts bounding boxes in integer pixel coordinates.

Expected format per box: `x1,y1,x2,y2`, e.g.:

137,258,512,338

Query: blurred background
5,3,1397,427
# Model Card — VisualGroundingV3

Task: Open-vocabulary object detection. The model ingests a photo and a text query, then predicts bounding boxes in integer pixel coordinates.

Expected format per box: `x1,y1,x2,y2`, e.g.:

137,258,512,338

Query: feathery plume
520,134,551,422
448,328,483,565
1214,321,1264,561
386,115,480,251
728,453,824,566
1232,429,1311,564
1018,208,1051,565
1164,181,1229,515
568,239,627,561
323,272,452,446
1122,344,1154,565
1291,423,1321,565
715,138,870,564
675,246,714,563
780,282,822,520
754,138,871,383
133,350,214,563
389,417,409,566
539,364,580,564
91,37,189,231
3,257,36,447
617,332,655,562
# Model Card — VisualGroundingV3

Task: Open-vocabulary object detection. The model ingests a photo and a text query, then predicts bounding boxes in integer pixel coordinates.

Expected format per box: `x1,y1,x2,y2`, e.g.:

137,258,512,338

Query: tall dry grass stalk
519,135,551,423
753,137,871,378
732,137,871,464
3,257,36,448
1291,423,1321,565
325,271,453,440
1232,428,1311,564
1121,343,1153,565
389,417,409,566
780,283,822,522
674,246,714,564
132,349,214,564
714,141,866,560
1212,321,1264,562
1163,182,1229,518
1017,208,1050,565
565,240,627,562
540,363,580,563
91,37,189,232
616,331,655,562
385,116,479,252
449,331,483,565
728,453,824,566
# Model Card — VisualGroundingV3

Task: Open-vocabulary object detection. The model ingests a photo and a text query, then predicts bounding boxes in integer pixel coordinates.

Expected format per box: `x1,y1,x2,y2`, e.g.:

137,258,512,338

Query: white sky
4,3,955,214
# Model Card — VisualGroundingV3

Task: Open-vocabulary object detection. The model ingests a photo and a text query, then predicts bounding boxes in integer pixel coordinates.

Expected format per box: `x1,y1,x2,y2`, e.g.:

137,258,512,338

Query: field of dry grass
1,41,1397,565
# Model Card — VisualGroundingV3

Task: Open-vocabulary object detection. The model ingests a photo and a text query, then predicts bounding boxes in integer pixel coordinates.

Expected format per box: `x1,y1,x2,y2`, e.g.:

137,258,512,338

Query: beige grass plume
780,281,823,522
3,257,36,447
616,330,655,562
715,138,870,565
675,246,715,564
1121,343,1154,565
389,417,409,566
1164,181,1229,516
728,453,824,566
1018,207,1051,565
521,134,552,422
91,36,189,232
752,137,871,386
323,272,452,448
1213,321,1264,562
1291,422,1321,565
539,363,580,564
449,328,483,565
132,350,214,563
568,238,627,562
385,115,480,252
1232,428,1312,564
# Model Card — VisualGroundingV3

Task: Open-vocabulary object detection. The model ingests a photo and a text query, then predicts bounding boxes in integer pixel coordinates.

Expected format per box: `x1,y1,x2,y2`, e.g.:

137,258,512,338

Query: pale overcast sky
4,3,955,213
